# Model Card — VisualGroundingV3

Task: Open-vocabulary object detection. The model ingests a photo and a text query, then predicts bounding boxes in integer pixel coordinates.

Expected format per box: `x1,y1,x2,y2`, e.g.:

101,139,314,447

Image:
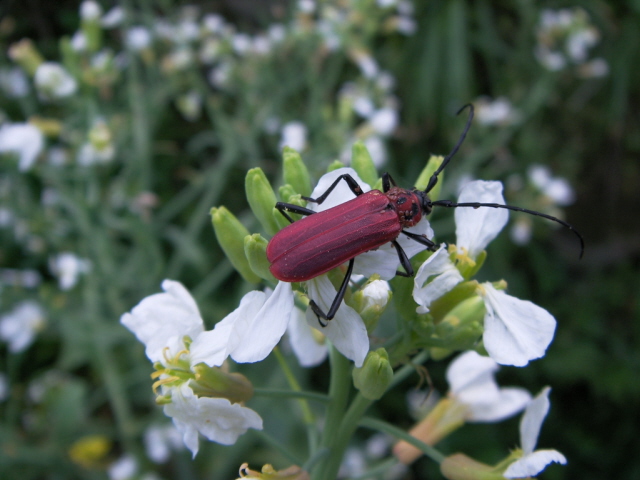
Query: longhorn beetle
266,105,584,325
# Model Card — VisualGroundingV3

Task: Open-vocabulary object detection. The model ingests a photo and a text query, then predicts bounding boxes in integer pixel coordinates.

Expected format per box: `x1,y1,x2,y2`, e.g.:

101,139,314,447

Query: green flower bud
327,160,345,172
246,168,280,236
352,348,393,400
275,185,307,229
350,277,392,332
435,296,485,351
244,233,277,283
8,39,44,75
191,364,254,404
80,2,103,53
351,141,378,188
440,453,504,480
415,155,444,201
429,280,479,323
283,147,312,197
211,206,261,284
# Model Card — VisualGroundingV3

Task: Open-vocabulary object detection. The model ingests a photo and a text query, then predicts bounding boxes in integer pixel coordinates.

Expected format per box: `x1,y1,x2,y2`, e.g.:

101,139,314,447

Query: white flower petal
520,386,551,454
0,301,45,353
413,245,463,313
503,449,567,478
455,181,508,258
189,291,264,367
446,351,499,397
481,284,556,367
306,276,369,367
468,387,532,423
0,123,44,171
287,307,328,367
308,168,371,212
164,384,263,457
120,280,204,363
229,281,294,363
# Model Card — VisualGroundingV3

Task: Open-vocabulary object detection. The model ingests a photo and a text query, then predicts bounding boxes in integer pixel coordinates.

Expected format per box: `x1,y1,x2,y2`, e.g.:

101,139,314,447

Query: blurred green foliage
0,1,638,479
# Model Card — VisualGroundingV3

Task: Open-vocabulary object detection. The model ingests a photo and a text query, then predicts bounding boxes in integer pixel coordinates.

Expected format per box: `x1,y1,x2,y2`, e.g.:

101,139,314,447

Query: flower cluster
535,7,608,78
120,143,569,478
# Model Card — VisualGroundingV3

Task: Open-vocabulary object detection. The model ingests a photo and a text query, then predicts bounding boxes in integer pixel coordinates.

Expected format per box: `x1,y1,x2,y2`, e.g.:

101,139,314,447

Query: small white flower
120,280,264,456
475,97,519,126
0,123,44,171
34,62,77,101
101,7,125,28
446,351,531,422
49,252,91,290
279,121,307,151
144,423,185,463
70,31,88,52
369,107,398,136
503,387,567,478
455,180,509,259
412,180,507,311
413,245,463,314
528,165,575,206
287,307,328,367
126,26,152,51
0,301,46,353
80,1,102,21
0,67,29,98
352,52,379,79
362,135,387,168
108,454,137,480
164,383,262,456
478,283,557,367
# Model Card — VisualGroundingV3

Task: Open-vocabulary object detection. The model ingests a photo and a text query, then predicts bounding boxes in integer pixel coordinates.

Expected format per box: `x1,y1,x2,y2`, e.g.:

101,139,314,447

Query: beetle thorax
385,187,424,227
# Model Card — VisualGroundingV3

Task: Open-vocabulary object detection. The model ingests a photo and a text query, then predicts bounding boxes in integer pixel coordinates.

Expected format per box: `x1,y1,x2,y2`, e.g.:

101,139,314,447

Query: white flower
475,97,519,126
527,165,575,206
369,107,398,136
34,62,77,101
144,423,185,463
0,123,44,171
287,307,328,367
363,136,387,168
189,281,294,366
478,282,557,367
126,27,152,51
49,252,91,290
108,454,137,480
412,180,507,311
279,121,307,151
120,280,264,456
413,245,463,314
503,387,567,478
0,301,46,353
455,180,509,259
164,383,262,456
0,67,29,98
446,351,531,422
80,1,102,21
101,7,125,28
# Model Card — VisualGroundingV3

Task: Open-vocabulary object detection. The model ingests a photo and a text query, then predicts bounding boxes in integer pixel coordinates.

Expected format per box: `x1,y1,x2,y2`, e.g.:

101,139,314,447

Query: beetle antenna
425,104,475,194
430,199,584,258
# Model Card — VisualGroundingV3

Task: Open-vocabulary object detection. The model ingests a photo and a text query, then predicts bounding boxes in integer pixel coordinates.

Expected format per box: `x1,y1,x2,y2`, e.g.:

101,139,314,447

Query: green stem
272,347,316,425
312,346,352,479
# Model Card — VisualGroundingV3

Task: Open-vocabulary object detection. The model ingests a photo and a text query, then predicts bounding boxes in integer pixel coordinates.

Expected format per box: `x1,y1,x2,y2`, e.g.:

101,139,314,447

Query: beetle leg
275,202,316,223
302,174,364,205
391,240,414,277
382,172,398,192
401,229,438,251
309,258,355,326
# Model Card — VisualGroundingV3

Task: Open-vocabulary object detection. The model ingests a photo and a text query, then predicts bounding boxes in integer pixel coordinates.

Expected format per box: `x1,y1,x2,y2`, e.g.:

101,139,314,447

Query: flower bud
244,234,277,283
211,206,261,284
8,39,44,75
352,348,393,400
327,160,345,172
68,434,111,469
245,168,280,236
435,296,485,351
351,141,378,188
275,185,306,230
350,278,391,332
440,453,503,480
80,1,103,52
238,463,310,480
283,147,312,197
191,364,254,404
415,155,444,201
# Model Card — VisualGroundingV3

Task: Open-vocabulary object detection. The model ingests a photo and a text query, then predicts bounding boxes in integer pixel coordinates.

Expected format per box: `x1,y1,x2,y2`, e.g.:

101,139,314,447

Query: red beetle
266,105,584,324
